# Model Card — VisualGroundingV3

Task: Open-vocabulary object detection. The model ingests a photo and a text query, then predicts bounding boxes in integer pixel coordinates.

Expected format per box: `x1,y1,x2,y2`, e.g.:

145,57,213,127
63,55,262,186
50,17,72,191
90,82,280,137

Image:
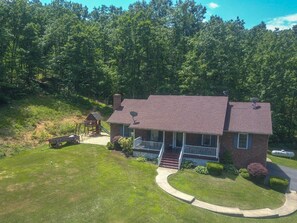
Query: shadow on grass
266,162,291,192
49,142,80,149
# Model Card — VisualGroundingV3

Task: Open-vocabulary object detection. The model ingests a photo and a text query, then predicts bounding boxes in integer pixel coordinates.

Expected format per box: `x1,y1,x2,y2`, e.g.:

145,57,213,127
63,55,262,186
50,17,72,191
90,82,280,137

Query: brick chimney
113,94,122,111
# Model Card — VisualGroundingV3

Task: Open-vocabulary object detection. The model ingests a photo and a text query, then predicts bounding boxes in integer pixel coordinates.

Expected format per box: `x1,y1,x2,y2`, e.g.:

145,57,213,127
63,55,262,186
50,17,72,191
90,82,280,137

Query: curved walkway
156,167,297,218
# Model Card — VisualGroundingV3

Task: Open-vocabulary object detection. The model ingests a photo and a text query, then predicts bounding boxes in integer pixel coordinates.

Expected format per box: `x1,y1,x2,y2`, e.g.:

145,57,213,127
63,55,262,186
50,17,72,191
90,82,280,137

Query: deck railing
133,137,163,151
133,136,142,147
157,143,165,166
178,145,185,169
184,145,217,158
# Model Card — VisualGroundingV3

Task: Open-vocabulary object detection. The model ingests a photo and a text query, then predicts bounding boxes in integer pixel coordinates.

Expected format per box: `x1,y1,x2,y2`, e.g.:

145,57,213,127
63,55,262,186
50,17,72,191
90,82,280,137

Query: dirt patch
0,198,39,216
68,193,85,203
0,115,85,156
6,183,22,192
67,168,79,175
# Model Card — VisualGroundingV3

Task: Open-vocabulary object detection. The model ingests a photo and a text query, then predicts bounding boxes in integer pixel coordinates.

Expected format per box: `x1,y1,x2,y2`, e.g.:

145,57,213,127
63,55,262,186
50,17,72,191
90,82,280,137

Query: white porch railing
157,143,165,166
178,145,185,169
133,137,163,151
184,145,217,158
133,136,142,148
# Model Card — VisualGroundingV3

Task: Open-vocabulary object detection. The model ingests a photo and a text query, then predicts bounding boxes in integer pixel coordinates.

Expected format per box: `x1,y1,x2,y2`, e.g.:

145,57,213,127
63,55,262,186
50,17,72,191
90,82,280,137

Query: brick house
107,94,272,169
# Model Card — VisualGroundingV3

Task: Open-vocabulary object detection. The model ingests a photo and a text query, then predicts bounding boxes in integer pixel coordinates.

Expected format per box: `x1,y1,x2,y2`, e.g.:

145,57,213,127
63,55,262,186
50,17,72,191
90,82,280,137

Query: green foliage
118,137,133,156
1,0,297,144
112,136,123,151
106,142,114,150
181,160,195,169
206,162,224,176
195,165,209,175
247,163,268,184
269,177,289,193
224,164,239,175
220,151,233,164
136,156,147,162
239,168,250,179
0,150,6,159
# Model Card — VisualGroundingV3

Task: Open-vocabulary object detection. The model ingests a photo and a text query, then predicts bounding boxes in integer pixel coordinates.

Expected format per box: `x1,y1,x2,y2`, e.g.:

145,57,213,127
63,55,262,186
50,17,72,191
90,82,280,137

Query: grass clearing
168,169,285,210
0,145,297,222
268,154,297,169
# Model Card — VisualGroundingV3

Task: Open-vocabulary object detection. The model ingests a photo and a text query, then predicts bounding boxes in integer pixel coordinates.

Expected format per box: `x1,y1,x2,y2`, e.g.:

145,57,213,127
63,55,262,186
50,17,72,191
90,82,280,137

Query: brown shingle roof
108,95,229,135
107,95,273,135
224,102,272,135
107,99,146,125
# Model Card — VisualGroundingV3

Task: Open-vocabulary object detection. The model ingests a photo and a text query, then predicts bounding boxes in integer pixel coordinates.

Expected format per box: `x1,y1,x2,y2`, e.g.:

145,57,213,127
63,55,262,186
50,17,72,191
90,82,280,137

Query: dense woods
0,0,297,144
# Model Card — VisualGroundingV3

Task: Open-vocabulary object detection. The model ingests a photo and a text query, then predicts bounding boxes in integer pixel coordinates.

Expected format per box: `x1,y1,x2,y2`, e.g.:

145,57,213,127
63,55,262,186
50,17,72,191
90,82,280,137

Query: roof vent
250,97,259,109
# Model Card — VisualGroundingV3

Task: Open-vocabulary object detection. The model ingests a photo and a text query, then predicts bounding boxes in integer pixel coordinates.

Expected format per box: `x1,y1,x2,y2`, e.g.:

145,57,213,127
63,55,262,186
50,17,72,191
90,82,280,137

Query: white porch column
133,129,136,148
182,132,186,147
216,136,220,158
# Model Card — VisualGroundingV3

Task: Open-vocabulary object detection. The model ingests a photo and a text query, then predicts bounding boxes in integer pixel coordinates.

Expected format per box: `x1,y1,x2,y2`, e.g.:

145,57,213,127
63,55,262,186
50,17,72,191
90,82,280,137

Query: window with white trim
237,133,248,149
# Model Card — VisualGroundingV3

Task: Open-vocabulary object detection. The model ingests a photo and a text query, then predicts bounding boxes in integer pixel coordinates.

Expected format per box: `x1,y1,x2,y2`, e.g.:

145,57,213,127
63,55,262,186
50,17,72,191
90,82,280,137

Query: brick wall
220,132,269,168
135,129,149,140
186,133,198,145
110,123,121,141
113,94,122,110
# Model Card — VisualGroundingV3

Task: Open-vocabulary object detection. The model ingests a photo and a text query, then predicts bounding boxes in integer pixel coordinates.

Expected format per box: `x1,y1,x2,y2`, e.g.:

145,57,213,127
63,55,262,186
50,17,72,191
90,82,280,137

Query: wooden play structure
75,112,109,136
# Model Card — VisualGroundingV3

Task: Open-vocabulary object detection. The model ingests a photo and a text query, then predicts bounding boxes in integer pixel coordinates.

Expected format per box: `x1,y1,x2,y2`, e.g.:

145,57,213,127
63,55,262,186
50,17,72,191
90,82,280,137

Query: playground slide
100,125,110,135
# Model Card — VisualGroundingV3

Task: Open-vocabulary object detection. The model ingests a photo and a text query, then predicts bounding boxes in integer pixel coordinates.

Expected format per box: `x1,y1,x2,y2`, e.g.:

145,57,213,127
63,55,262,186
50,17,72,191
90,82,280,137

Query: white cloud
266,13,297,30
208,2,219,9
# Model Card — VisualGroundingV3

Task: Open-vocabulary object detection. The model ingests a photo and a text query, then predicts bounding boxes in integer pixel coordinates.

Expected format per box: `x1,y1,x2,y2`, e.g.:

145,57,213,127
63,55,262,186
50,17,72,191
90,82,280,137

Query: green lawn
168,170,285,210
0,145,297,223
268,154,297,169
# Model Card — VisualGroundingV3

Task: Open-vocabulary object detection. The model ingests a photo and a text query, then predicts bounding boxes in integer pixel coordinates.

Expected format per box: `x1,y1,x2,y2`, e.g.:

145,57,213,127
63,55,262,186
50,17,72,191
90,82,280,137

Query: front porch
133,129,220,169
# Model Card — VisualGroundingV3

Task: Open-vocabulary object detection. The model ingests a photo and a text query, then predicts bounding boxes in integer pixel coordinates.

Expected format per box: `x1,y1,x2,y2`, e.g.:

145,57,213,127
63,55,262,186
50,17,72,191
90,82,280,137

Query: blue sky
41,0,297,30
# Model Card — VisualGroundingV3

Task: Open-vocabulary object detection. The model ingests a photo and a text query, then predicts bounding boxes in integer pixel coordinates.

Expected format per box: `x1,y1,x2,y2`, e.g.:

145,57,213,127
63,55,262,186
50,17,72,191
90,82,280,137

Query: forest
0,0,297,144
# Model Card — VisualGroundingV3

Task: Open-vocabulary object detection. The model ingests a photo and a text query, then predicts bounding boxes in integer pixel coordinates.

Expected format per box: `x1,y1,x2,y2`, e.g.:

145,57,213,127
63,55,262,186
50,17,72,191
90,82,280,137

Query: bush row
107,136,133,156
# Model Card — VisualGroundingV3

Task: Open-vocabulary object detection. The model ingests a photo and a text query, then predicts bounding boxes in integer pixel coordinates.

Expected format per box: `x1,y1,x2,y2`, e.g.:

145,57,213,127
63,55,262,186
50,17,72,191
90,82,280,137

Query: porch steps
160,152,179,169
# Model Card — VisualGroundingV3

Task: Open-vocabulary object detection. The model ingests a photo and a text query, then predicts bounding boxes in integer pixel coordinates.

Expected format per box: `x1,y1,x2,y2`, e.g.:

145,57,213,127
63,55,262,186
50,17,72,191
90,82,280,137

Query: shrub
239,168,250,179
106,142,114,150
195,165,209,175
0,150,6,159
112,136,122,151
270,177,289,193
119,137,133,156
206,162,224,176
181,160,195,169
136,157,146,162
220,151,233,164
247,163,268,183
224,164,239,175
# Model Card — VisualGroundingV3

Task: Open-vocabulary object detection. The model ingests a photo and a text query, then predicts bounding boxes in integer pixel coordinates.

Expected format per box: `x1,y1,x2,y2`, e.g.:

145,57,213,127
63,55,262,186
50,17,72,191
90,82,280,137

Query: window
150,130,159,142
123,125,132,137
202,135,211,146
237,133,248,149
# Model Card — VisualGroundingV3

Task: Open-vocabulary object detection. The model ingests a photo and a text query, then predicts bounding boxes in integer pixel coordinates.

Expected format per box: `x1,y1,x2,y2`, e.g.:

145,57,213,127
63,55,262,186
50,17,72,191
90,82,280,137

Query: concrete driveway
267,162,297,191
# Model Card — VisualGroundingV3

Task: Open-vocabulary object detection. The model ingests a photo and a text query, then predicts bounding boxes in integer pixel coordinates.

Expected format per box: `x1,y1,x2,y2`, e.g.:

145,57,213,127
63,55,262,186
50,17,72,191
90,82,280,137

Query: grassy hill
0,95,112,157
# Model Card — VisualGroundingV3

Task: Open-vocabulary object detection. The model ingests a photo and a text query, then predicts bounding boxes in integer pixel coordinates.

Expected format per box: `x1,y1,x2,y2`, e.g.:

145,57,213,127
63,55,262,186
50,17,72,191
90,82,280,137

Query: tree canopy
1,0,297,144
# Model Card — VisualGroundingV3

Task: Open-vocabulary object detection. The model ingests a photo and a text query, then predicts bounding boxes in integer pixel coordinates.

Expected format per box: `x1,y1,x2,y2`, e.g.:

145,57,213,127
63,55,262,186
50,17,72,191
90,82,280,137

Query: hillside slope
0,95,112,156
